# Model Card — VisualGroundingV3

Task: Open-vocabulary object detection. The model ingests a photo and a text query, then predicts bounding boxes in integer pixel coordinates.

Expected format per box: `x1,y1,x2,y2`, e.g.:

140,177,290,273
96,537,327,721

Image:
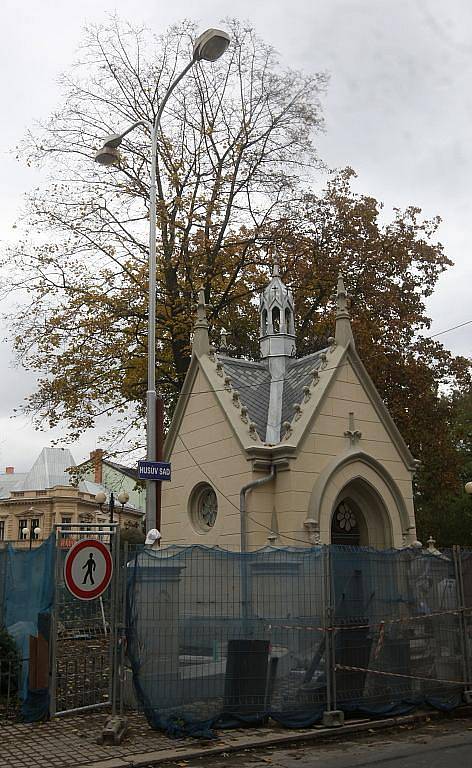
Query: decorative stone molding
320,352,328,370
308,450,411,537
232,390,240,408
248,422,259,441
208,345,216,361
303,518,320,545
292,403,303,420
216,362,224,377
328,336,336,351
224,375,232,391
344,412,362,446
282,421,293,439
303,385,311,403
240,406,248,423
311,369,320,385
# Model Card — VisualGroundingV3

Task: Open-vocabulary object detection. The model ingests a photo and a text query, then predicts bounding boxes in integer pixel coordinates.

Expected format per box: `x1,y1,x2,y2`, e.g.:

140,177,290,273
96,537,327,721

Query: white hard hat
145,528,162,545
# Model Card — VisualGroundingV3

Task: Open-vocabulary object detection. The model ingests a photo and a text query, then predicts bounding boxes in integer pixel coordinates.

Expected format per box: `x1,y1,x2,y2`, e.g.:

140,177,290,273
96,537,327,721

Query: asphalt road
162,716,472,768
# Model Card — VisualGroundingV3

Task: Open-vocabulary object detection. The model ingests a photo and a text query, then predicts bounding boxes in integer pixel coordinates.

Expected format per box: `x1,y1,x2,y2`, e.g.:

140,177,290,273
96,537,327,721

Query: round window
190,484,218,533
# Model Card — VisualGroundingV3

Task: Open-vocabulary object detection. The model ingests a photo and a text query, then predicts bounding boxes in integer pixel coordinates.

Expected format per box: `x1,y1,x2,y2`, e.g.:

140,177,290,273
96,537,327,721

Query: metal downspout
240,464,276,553
240,465,276,632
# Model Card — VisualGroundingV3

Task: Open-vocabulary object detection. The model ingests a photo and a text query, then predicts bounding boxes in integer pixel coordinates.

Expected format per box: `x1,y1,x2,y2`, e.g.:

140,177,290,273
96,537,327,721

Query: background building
0,446,142,546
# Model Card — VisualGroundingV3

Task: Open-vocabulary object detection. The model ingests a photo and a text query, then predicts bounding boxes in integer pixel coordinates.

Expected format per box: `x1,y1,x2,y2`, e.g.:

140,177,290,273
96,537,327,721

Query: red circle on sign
64,539,113,600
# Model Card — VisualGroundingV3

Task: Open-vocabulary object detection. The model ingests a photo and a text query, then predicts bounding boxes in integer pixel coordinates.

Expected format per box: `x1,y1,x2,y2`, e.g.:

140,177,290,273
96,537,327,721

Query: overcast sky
1,0,471,471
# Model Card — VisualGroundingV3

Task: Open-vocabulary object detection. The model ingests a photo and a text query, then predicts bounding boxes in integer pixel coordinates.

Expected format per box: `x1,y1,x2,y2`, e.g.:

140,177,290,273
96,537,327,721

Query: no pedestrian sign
64,539,113,601
138,460,172,481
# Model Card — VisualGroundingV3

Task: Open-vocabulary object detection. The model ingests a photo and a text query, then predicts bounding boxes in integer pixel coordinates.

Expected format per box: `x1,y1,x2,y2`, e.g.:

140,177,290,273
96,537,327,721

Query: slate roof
281,351,326,427
218,356,271,439
219,349,327,443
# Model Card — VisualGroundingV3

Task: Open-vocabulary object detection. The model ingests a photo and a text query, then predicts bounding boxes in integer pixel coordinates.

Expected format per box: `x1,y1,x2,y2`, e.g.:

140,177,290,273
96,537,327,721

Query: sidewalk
0,708,466,768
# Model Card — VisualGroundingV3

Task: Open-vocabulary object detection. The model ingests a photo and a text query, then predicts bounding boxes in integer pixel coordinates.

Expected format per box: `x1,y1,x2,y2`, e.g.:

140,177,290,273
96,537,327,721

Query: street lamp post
94,28,230,534
22,525,41,550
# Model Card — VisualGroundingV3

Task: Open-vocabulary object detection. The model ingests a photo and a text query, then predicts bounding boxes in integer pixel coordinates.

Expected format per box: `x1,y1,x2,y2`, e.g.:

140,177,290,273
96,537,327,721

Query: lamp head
117,491,130,506
95,491,107,505
193,28,230,62
465,481,472,495
94,145,121,166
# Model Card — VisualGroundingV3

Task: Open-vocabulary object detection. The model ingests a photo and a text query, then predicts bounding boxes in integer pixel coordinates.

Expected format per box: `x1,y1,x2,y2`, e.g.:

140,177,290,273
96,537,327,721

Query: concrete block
98,716,129,746
322,709,344,728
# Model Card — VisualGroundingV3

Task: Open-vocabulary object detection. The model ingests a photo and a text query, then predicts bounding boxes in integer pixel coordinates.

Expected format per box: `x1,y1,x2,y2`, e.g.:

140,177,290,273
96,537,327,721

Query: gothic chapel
162,265,418,550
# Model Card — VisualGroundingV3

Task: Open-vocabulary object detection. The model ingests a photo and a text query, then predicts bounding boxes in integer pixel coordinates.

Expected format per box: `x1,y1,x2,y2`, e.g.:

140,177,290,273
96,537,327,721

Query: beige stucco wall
253,357,415,549
162,368,254,549
162,356,416,552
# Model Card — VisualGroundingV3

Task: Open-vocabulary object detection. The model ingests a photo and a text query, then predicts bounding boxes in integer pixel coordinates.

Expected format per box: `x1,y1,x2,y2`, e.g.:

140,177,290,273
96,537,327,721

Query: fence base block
463,691,472,705
322,710,344,728
98,715,129,745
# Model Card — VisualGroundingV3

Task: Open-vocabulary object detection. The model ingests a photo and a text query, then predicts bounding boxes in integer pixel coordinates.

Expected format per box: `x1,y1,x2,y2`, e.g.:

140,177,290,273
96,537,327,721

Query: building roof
16,447,78,492
0,447,140,509
218,350,327,442
218,356,271,439
0,471,27,499
103,460,139,481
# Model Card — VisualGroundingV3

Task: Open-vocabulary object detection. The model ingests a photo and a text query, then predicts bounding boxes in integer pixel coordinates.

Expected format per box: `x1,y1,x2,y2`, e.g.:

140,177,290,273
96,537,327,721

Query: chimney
90,449,104,484
5,466,14,474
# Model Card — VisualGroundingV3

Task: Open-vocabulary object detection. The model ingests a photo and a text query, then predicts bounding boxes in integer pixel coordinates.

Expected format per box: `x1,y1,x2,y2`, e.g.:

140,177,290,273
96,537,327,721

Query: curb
75,706,471,768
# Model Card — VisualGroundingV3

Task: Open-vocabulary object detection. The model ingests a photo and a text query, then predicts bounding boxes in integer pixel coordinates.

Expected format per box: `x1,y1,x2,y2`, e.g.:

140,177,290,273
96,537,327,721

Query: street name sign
64,539,113,601
138,460,172,481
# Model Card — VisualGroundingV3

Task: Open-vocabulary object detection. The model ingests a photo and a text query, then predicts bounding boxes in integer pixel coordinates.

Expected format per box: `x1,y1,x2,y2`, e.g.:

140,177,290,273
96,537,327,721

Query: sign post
64,539,113,601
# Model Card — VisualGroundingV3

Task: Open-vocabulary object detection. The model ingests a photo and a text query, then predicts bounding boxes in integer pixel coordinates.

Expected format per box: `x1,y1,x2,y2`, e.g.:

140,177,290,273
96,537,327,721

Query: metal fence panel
125,545,330,732
0,547,7,628
331,546,464,710
50,526,119,716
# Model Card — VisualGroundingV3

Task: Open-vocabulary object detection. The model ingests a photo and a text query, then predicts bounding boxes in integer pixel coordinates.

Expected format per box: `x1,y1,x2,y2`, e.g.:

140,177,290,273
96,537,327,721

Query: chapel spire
259,258,296,360
260,258,296,444
335,273,355,347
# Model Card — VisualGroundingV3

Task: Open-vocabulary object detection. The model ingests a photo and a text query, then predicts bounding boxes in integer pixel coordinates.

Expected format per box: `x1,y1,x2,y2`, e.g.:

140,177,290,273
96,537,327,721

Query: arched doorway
330,479,393,549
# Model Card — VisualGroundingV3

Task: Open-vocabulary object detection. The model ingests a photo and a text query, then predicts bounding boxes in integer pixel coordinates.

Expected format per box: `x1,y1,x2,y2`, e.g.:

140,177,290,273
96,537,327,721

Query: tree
1,17,326,443
416,390,472,547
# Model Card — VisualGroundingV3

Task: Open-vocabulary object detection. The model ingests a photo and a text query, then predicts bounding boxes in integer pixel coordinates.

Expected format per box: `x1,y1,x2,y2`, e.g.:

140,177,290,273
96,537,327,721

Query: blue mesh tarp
5,534,55,720
0,547,7,628
125,544,465,737
126,545,327,736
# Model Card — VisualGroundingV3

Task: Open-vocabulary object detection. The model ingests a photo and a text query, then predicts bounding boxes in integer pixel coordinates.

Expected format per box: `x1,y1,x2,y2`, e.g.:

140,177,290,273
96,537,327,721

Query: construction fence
124,543,468,735
1,537,472,734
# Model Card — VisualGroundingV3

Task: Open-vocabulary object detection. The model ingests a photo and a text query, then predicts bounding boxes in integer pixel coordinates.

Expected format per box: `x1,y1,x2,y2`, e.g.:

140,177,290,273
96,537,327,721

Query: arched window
285,308,291,334
272,307,280,334
262,309,268,335
331,500,360,546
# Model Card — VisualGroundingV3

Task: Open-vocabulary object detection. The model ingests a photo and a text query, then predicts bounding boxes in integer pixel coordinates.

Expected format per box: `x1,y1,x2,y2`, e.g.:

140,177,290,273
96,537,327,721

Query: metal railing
0,657,21,720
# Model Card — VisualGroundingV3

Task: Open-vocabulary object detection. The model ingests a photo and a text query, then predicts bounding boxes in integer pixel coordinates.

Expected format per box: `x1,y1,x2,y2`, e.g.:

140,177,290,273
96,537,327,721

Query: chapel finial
335,273,355,348
220,328,228,349
192,286,210,357
197,287,207,320
272,254,280,277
